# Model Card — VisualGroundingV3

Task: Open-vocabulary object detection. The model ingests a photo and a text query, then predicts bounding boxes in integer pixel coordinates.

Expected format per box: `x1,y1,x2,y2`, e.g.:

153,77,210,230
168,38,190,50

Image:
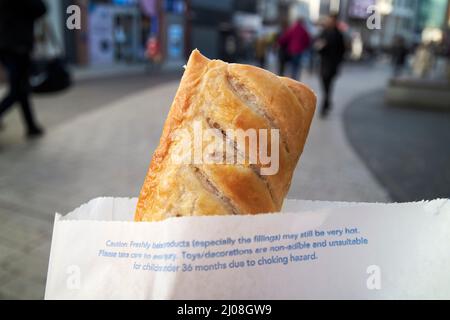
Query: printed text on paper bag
97,227,368,273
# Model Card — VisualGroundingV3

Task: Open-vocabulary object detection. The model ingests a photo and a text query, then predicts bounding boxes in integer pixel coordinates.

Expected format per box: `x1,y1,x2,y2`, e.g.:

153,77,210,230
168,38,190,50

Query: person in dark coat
391,35,408,77
277,19,290,77
315,14,345,118
0,0,47,138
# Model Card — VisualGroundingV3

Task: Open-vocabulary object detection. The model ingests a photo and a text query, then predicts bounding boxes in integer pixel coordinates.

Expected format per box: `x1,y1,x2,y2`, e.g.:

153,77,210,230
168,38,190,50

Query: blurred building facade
416,0,450,43
188,0,235,60
329,0,418,50
37,0,450,69
380,0,419,46
40,0,186,68
316,0,450,51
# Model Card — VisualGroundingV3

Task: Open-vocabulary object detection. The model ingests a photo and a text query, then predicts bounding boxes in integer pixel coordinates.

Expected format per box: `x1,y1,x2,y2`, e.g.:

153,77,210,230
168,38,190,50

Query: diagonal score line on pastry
135,50,316,222
203,116,278,207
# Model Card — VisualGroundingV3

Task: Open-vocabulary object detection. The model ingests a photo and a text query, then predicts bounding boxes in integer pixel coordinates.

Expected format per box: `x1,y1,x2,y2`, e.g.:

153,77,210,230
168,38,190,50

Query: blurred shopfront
42,0,280,68
35,0,450,70
188,0,235,60
44,0,186,68
88,2,142,64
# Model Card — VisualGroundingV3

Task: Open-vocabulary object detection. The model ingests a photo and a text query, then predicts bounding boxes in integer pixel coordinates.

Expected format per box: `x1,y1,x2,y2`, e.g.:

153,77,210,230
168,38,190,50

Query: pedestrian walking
278,18,311,80
277,20,290,77
0,0,47,138
314,14,345,118
391,35,408,77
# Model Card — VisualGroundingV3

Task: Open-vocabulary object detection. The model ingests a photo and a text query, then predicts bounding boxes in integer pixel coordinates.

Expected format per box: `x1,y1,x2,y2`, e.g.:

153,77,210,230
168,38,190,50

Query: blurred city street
0,62,393,299
0,0,449,301
344,88,450,202
0,70,185,299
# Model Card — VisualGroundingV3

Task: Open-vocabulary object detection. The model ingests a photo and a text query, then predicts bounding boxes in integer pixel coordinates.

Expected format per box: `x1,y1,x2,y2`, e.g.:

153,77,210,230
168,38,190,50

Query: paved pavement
0,71,181,147
287,64,390,203
0,63,390,299
344,89,450,202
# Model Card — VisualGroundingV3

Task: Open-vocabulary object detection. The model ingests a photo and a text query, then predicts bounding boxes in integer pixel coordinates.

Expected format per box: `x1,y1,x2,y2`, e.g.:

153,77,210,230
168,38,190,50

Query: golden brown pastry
135,50,316,221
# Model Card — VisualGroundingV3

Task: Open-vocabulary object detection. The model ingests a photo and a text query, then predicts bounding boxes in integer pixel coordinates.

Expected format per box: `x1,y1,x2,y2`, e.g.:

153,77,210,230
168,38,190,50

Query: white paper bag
45,198,450,300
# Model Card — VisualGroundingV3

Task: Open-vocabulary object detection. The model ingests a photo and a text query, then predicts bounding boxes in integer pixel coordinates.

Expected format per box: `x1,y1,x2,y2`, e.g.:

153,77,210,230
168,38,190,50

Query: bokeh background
0,0,449,299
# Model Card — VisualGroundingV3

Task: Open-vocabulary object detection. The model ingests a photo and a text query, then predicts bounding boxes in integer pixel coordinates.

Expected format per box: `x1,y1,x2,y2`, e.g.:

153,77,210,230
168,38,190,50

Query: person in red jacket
278,18,311,80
